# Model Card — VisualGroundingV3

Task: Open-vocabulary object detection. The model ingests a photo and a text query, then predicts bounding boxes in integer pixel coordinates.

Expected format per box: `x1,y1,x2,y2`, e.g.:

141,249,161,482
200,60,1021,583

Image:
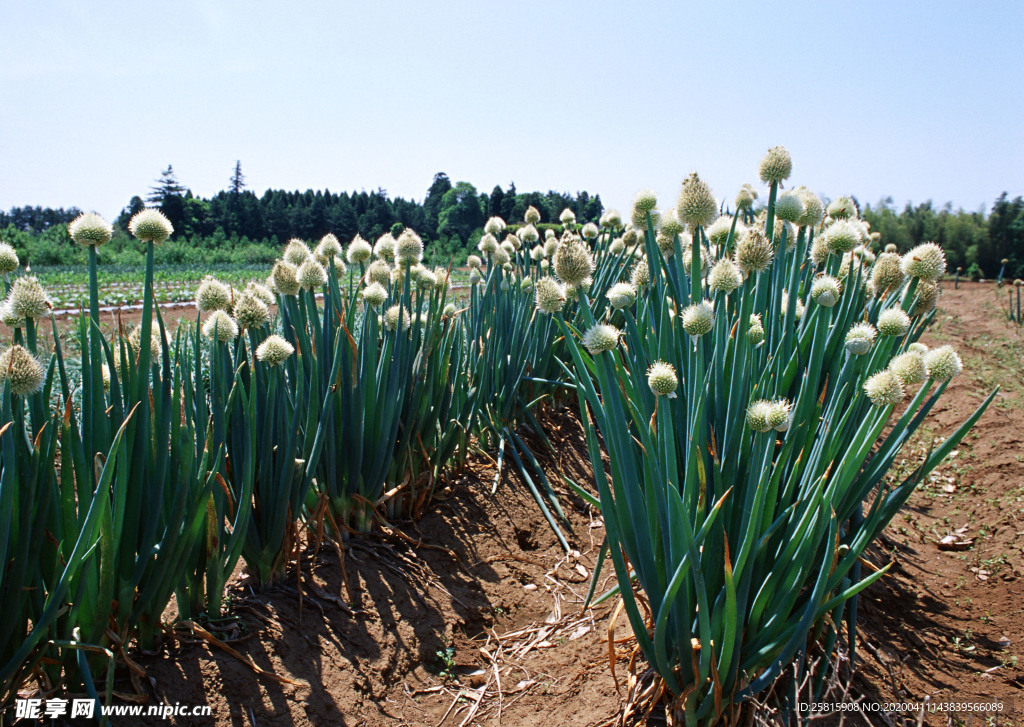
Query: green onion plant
553,151,993,725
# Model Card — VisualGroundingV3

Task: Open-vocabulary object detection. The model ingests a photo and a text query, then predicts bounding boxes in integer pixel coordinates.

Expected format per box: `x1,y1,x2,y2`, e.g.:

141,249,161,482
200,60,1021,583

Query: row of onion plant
547,148,993,725
0,213,223,708
0,198,606,706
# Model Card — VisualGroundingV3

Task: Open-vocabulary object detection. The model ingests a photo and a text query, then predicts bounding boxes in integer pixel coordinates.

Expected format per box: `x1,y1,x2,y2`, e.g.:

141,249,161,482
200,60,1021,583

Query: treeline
0,205,84,233
0,167,604,267
861,193,1024,279
5,168,1022,279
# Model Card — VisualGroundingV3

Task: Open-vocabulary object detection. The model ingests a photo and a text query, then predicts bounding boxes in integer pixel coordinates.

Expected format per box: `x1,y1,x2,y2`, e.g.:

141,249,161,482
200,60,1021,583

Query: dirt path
853,281,1024,724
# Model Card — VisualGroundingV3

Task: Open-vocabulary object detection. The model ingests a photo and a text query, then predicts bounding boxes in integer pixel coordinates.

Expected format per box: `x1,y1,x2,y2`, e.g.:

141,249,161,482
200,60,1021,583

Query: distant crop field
27,262,473,313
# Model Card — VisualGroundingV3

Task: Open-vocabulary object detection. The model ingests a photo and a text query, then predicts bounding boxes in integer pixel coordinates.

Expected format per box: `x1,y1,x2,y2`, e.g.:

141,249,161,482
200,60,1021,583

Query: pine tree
229,161,246,194
147,165,185,205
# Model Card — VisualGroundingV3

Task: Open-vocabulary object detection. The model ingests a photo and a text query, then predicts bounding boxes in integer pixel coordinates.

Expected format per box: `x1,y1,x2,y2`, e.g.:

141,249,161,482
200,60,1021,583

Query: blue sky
1,0,1021,223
